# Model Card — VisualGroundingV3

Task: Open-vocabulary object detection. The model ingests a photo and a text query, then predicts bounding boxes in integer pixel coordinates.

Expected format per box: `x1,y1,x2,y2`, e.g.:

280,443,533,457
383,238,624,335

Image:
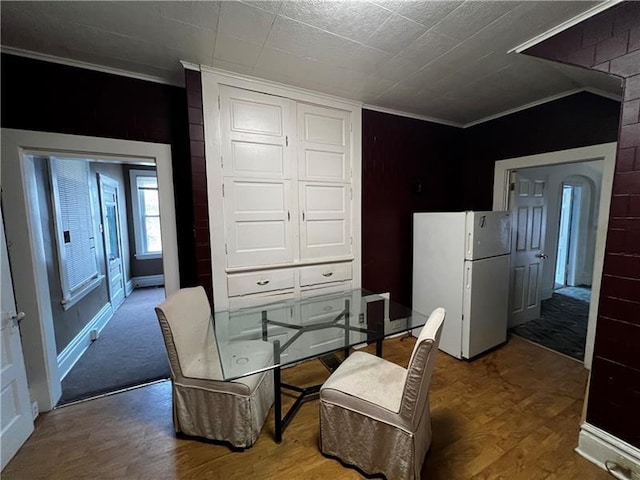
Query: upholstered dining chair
319,307,446,480
155,286,274,448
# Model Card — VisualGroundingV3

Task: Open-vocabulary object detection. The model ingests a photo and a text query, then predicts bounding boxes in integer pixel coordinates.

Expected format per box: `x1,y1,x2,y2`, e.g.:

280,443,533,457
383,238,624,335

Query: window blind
50,157,99,298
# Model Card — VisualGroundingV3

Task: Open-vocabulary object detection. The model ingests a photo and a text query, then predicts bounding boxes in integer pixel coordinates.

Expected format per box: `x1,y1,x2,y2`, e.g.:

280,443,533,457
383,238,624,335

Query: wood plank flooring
3,336,608,479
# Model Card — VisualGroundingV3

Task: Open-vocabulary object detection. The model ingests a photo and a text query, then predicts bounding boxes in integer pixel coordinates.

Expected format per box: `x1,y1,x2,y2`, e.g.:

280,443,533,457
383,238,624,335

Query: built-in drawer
299,262,352,287
228,269,295,297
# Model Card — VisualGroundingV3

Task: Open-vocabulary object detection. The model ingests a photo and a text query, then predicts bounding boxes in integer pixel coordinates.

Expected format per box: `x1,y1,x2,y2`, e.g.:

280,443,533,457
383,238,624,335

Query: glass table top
212,289,428,381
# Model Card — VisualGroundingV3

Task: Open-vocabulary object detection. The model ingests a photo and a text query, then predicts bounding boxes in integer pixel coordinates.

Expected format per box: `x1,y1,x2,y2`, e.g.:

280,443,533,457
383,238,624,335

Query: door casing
492,142,617,369
1,128,179,412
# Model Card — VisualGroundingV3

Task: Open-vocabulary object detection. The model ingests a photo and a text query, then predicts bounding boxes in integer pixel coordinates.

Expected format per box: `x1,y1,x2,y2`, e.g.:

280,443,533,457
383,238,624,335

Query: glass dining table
211,288,429,443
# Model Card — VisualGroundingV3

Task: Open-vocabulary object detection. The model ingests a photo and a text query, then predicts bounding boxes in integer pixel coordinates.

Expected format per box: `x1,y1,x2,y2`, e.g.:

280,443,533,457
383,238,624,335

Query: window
49,157,102,309
130,170,162,259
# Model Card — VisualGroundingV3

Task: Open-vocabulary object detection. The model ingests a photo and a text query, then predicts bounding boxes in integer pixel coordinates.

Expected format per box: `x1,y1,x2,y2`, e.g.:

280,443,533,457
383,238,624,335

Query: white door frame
1,128,179,411
493,142,617,369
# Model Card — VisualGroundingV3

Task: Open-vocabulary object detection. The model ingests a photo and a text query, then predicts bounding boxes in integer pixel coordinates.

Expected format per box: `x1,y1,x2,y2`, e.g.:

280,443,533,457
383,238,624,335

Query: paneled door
98,174,125,309
220,86,295,268
1,207,34,470
224,180,293,268
219,85,293,180
509,171,548,327
299,182,351,259
297,103,350,183
297,103,351,259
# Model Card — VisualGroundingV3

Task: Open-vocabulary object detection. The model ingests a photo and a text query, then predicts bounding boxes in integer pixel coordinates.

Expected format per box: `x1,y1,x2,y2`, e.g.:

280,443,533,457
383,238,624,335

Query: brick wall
527,1,640,448
184,70,213,303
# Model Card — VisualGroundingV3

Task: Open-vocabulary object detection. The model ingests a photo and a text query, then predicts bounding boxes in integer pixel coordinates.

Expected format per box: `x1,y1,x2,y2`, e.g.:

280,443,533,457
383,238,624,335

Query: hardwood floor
4,336,608,479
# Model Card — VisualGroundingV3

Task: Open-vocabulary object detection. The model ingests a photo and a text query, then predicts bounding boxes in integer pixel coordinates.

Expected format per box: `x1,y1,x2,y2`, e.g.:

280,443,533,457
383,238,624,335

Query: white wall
520,160,603,300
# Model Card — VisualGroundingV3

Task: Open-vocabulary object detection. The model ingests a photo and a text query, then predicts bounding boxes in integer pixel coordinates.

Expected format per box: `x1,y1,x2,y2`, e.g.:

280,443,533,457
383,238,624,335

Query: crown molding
463,88,621,128
362,104,463,128
509,0,624,54
1,46,181,87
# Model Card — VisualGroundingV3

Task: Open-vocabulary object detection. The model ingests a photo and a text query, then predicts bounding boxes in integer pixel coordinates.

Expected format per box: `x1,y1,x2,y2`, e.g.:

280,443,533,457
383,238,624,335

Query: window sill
61,275,104,311
135,253,163,260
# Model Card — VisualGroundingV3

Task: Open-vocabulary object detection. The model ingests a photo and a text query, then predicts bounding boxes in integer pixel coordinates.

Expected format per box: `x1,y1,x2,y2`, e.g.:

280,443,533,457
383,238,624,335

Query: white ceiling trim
509,0,624,54
1,46,182,87
363,104,463,128
462,87,620,129
582,87,623,102
180,60,200,72
2,48,620,132
197,63,363,108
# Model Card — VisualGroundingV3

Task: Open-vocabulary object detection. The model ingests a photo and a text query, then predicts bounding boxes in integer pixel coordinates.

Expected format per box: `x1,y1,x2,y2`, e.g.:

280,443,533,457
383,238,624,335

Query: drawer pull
322,272,333,277
256,280,270,286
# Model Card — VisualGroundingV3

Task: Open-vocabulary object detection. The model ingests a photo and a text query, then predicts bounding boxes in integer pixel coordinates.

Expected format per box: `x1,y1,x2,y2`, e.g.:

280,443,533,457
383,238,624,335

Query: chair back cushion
399,308,445,428
155,286,223,381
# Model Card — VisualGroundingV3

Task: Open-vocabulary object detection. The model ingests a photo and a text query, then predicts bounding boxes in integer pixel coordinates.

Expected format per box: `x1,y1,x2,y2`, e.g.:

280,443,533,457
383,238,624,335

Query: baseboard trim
577,423,640,476
132,274,164,288
125,279,134,297
57,302,114,380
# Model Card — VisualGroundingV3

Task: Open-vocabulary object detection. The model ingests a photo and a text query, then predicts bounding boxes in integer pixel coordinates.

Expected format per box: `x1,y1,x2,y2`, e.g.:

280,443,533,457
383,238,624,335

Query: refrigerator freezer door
465,211,511,260
461,255,509,359
413,212,466,359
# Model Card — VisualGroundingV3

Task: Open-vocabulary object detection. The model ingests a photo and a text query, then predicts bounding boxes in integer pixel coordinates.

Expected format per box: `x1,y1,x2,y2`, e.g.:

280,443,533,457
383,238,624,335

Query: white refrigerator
412,211,511,359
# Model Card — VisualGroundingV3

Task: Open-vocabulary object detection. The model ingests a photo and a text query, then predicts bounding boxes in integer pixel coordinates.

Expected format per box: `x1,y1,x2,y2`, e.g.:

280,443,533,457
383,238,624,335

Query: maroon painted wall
184,70,213,302
527,1,640,448
461,91,620,210
362,109,462,307
0,53,197,287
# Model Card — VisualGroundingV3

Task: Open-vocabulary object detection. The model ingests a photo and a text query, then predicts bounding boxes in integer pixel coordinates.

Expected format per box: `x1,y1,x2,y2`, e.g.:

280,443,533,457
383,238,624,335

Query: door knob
535,253,548,259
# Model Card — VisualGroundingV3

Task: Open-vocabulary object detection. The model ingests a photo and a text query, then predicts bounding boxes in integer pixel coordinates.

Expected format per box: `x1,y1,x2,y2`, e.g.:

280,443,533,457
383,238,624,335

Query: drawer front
299,262,352,287
228,269,295,297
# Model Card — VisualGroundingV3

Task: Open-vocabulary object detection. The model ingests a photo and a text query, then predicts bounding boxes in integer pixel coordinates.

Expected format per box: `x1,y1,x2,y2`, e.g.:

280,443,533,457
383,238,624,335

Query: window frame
129,169,163,260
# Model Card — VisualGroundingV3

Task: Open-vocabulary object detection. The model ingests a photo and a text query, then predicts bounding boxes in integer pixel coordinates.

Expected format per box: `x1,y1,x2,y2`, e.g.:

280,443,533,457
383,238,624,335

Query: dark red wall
362,110,461,307
527,1,640,448
184,70,213,302
0,53,197,287
461,91,620,210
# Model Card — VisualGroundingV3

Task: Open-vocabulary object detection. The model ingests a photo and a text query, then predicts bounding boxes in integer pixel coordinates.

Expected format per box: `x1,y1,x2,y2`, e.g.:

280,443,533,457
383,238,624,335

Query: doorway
493,143,617,368
99,174,126,310
1,128,179,413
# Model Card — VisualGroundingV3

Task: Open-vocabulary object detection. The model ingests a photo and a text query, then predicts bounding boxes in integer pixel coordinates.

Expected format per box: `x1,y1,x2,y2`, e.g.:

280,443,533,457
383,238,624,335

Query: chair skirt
173,369,274,448
319,398,432,480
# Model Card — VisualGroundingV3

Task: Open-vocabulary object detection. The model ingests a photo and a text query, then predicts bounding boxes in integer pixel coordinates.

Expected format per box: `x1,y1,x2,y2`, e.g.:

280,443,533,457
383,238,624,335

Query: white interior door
224,179,293,267
297,103,350,182
1,207,34,470
219,85,293,180
98,175,125,309
300,182,351,259
509,171,548,327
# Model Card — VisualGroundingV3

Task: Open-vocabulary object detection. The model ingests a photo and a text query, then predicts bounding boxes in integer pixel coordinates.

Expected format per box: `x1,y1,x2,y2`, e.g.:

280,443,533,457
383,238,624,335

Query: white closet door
297,103,350,182
300,182,351,259
225,179,293,268
220,85,293,179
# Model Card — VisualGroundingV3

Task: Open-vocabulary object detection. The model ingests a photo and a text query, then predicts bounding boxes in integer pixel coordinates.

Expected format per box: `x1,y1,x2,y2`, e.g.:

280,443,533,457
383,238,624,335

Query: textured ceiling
0,1,622,125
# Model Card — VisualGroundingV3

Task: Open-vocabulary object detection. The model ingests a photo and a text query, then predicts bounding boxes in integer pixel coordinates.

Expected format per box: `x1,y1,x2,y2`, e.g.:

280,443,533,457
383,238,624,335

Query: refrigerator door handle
467,233,472,257
466,266,471,289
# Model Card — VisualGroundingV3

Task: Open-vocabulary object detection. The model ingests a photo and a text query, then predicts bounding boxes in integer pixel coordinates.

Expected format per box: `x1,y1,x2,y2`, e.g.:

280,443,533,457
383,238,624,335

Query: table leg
376,321,383,357
261,310,267,341
343,298,350,358
273,339,282,443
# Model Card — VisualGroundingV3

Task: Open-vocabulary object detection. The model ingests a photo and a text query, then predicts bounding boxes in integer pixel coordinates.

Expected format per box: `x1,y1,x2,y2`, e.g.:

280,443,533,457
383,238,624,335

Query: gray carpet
59,287,170,405
510,292,589,361
555,286,592,302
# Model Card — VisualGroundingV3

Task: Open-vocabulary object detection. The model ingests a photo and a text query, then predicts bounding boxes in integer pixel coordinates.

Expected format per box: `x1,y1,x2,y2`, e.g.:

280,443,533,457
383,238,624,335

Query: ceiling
0,1,622,126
